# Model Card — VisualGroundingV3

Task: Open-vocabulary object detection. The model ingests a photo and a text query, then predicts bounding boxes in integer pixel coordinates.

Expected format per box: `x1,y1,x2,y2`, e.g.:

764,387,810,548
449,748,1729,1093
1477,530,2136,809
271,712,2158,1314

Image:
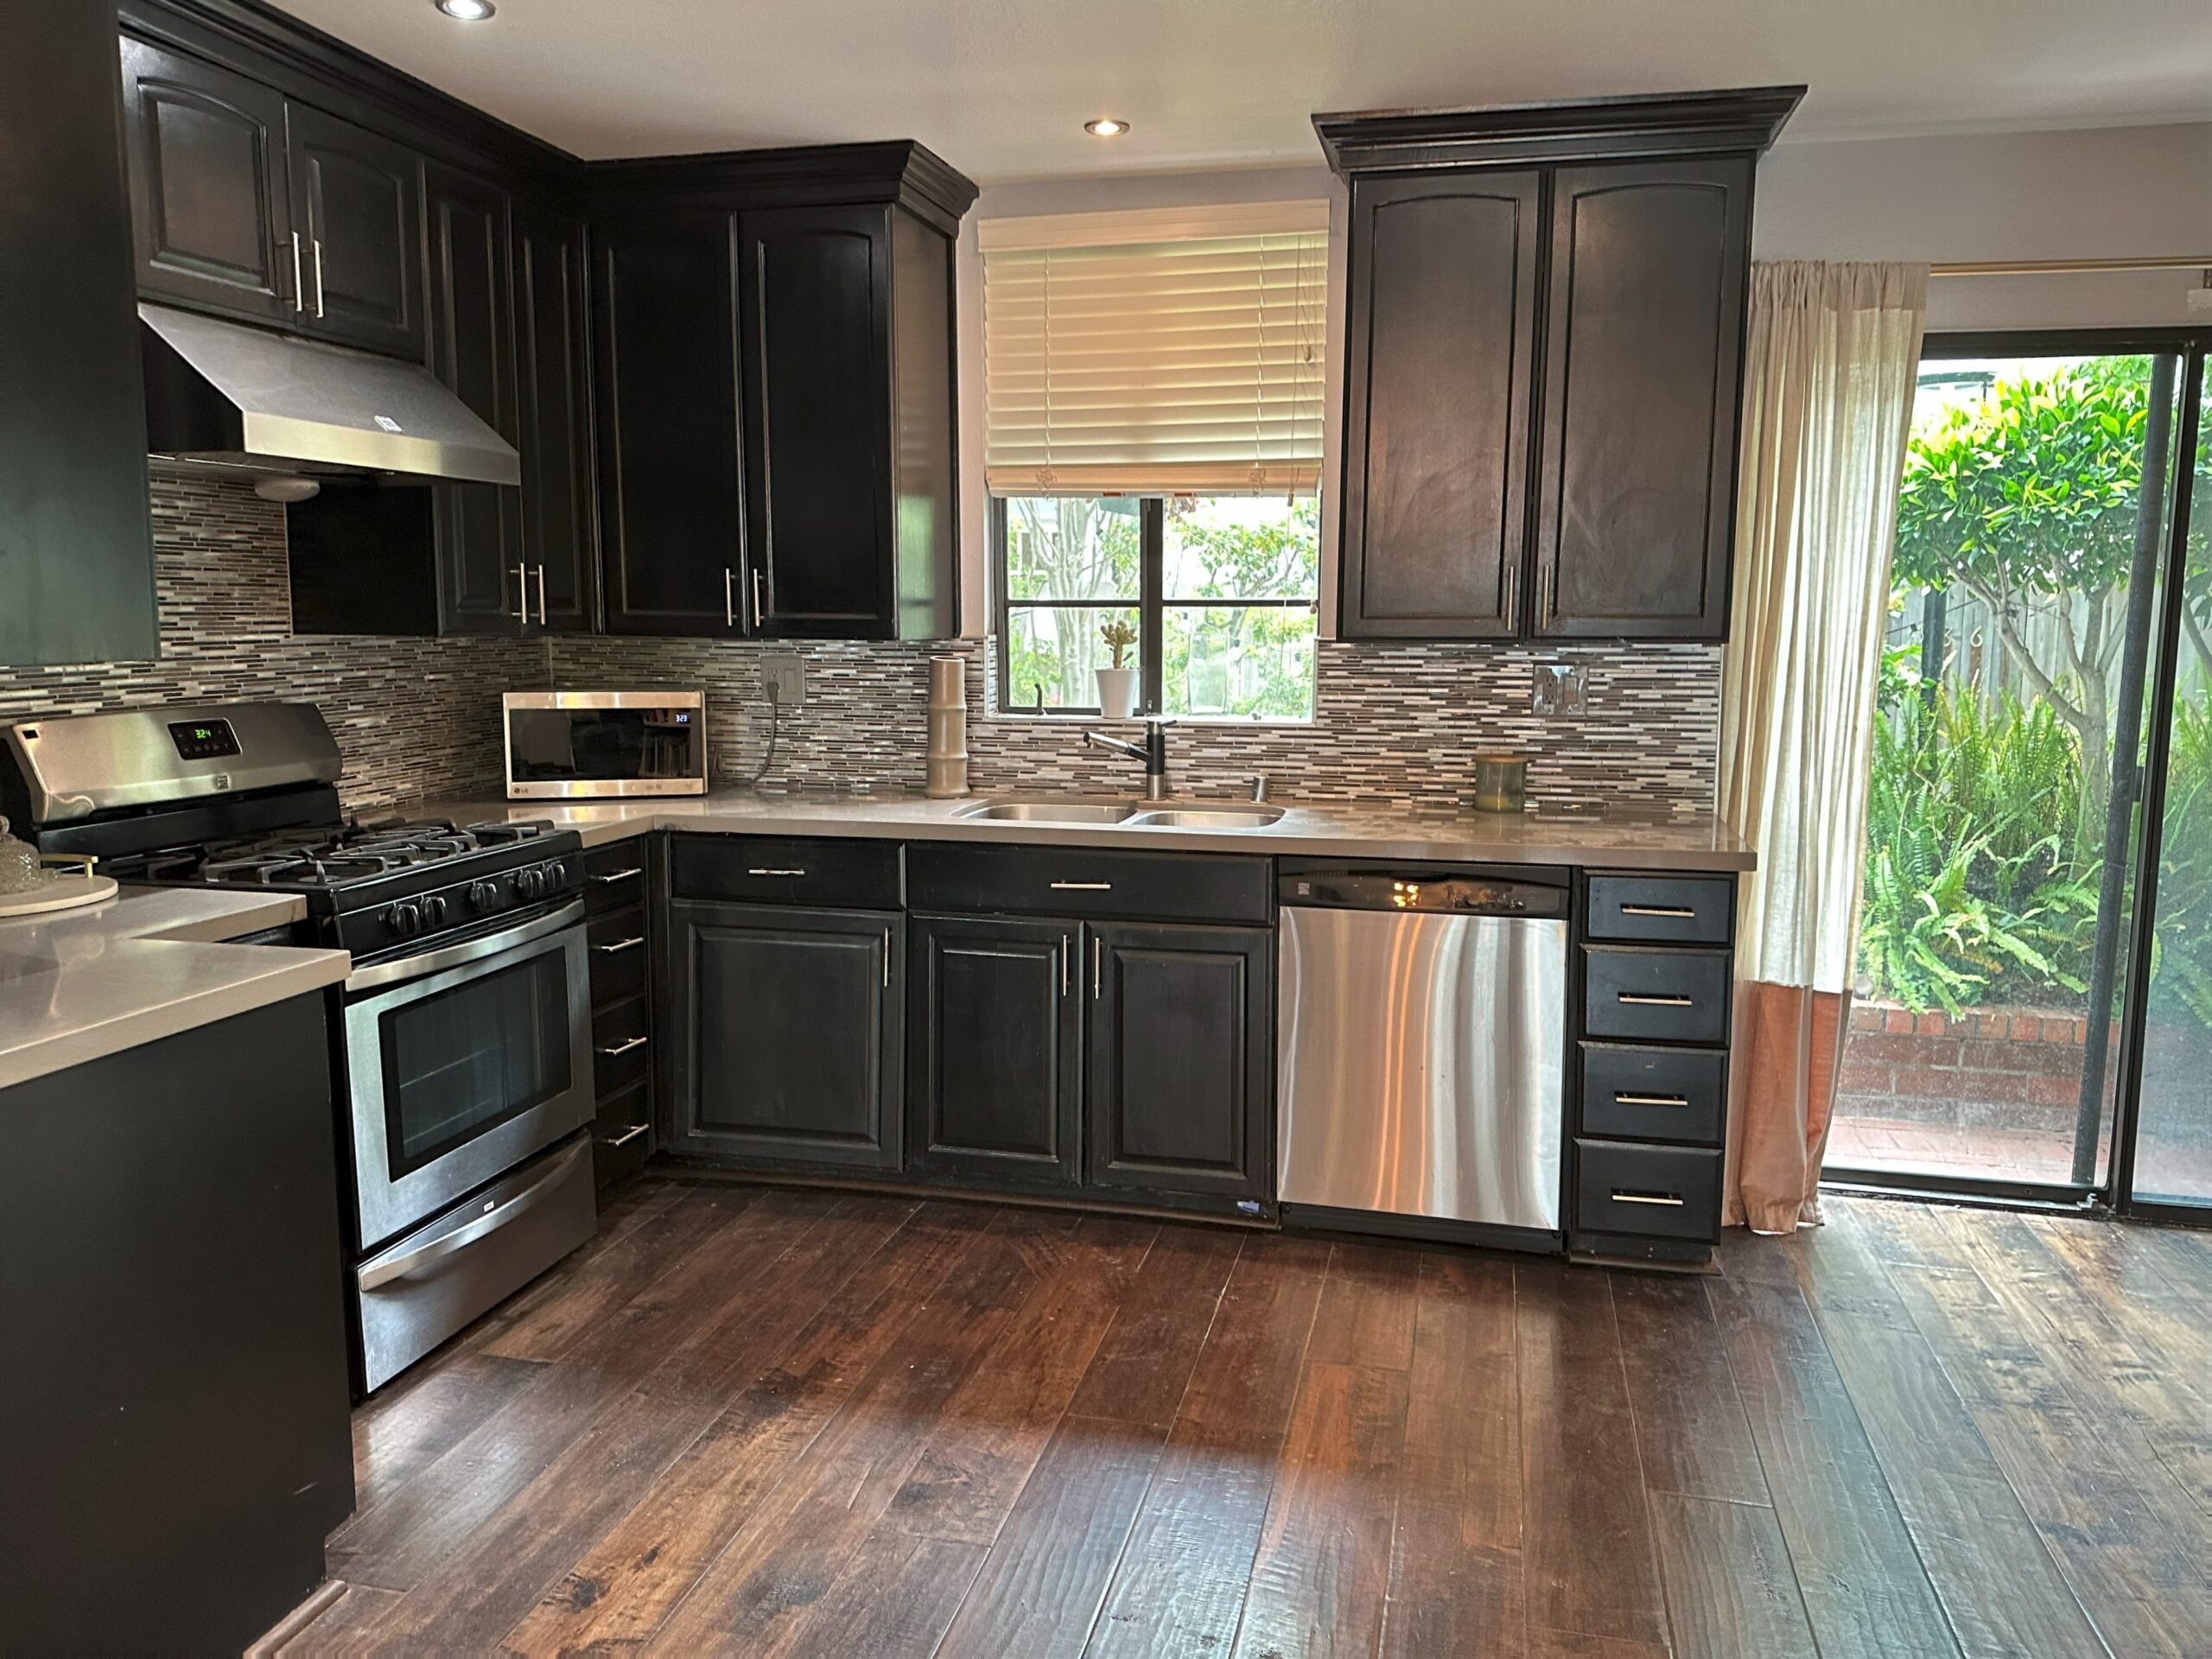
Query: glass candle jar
1471,754,1529,814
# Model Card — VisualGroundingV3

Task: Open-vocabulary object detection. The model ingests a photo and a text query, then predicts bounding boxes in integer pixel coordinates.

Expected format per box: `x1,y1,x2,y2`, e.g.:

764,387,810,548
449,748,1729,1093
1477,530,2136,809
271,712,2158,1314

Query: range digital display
168,719,241,760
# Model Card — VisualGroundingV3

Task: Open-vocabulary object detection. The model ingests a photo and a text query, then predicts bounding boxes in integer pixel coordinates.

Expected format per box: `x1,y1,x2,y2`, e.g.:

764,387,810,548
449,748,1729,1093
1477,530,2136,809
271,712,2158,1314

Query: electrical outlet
760,652,805,708
1531,661,1588,718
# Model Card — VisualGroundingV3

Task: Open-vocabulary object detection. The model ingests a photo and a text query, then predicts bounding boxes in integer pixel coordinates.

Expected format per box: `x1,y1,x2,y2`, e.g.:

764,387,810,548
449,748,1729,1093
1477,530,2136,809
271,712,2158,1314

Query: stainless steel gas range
2,701,600,1393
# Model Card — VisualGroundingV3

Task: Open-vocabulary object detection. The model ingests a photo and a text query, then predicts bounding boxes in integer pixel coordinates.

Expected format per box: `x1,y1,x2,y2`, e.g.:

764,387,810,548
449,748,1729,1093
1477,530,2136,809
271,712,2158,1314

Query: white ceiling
271,0,2212,181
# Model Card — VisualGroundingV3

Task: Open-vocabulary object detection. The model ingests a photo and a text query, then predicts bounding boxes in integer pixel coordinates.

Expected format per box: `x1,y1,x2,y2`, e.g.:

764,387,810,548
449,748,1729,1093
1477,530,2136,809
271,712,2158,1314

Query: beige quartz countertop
0,887,350,1092
427,790,1756,871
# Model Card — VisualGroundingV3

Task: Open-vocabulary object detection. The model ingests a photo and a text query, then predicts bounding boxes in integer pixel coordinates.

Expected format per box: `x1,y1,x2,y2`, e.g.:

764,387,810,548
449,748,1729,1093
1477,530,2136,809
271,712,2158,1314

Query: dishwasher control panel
1278,864,1569,918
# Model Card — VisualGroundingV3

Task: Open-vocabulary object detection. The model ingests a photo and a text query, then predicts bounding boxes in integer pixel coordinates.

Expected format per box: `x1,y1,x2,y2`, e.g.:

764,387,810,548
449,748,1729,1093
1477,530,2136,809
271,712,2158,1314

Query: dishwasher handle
1277,864,1568,918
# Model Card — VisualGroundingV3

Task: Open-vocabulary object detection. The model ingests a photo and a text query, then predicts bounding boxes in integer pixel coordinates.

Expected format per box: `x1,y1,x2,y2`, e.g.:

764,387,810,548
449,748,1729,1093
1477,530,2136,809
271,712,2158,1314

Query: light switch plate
1532,661,1587,718
760,652,805,708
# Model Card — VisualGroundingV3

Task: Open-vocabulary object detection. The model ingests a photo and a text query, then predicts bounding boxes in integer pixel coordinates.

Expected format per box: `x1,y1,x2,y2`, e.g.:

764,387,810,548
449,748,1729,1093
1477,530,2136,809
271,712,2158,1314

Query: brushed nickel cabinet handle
1615,1092,1691,1107
596,1035,647,1057
723,567,736,627
535,565,550,626
312,237,326,318
588,868,643,884
1612,1191,1687,1207
513,562,531,624
1050,880,1113,891
290,231,305,311
747,868,805,877
752,568,766,626
593,936,645,955
605,1123,650,1147
1092,935,1102,1000
1061,938,1071,998
1619,993,1694,1007
882,926,891,988
1621,904,1696,918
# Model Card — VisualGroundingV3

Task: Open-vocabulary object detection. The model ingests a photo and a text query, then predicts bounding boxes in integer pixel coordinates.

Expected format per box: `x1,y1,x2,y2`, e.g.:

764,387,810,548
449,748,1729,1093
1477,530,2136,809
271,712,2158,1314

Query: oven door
342,901,596,1251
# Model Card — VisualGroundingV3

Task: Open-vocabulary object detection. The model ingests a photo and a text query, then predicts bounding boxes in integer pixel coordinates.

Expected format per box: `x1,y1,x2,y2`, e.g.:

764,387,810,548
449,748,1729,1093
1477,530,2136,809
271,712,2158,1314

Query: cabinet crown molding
1313,84,1806,176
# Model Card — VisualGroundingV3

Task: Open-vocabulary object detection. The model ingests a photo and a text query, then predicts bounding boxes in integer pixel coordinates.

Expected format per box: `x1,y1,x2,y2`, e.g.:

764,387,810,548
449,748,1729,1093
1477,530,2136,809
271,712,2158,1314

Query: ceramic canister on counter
925,655,969,798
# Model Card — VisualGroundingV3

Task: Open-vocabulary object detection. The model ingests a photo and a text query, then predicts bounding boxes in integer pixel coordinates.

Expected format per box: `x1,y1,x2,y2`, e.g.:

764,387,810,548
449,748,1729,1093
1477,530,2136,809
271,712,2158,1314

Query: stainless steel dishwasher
1276,863,1569,1236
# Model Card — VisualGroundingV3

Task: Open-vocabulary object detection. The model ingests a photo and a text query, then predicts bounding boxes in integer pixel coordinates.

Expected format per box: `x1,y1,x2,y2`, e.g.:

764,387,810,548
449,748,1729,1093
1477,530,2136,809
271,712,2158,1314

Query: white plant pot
1095,666,1139,719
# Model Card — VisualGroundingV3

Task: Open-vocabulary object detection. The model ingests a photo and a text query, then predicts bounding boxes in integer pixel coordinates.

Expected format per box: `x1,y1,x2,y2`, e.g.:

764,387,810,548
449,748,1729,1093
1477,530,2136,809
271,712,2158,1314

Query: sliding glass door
1827,330,2209,1218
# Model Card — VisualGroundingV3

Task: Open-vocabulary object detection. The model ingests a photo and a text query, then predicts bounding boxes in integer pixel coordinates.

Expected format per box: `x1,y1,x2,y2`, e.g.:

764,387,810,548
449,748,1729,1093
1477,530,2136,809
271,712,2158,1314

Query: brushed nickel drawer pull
1621,904,1696,918
1051,880,1113,891
605,1123,650,1147
1615,1092,1691,1107
1619,993,1694,1007
593,936,645,955
596,1035,647,1057
588,868,643,884
1612,1191,1687,1207
747,868,806,877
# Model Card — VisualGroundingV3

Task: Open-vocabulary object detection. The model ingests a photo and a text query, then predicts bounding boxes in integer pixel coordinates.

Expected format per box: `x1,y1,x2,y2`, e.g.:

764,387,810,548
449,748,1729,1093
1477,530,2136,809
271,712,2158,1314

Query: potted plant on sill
1096,619,1139,718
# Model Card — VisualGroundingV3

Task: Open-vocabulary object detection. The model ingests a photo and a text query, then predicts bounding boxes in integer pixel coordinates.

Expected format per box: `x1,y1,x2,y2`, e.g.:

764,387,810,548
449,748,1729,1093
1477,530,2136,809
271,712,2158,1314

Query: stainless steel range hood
139,302,520,486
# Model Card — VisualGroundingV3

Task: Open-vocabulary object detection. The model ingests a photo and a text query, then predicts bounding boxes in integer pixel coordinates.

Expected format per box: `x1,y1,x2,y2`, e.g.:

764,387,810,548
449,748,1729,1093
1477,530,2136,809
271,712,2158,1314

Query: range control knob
515,865,546,901
544,859,568,890
385,900,423,939
420,893,450,927
467,880,499,912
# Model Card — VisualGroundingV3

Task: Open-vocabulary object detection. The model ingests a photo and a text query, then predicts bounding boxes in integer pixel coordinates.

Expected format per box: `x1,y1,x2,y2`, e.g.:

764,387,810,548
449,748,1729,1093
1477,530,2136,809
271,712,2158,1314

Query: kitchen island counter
0,887,347,1090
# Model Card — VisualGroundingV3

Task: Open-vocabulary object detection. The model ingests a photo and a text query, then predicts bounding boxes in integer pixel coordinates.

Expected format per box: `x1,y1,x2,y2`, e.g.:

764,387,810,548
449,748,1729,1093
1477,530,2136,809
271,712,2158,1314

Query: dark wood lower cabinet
1087,921,1272,1206
907,912,1082,1190
667,899,903,1171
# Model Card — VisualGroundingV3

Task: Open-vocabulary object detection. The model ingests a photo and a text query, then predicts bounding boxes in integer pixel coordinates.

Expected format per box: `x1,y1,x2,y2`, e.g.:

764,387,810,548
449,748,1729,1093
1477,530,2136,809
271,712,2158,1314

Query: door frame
1822,327,2212,1229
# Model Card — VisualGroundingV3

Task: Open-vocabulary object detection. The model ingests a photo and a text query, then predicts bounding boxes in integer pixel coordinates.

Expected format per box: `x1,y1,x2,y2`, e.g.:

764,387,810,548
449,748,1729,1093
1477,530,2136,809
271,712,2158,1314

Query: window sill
982,711,1317,730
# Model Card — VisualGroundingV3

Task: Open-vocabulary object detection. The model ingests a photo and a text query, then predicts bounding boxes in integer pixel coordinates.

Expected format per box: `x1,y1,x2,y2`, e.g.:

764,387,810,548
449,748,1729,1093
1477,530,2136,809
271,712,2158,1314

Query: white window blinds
982,200,1330,496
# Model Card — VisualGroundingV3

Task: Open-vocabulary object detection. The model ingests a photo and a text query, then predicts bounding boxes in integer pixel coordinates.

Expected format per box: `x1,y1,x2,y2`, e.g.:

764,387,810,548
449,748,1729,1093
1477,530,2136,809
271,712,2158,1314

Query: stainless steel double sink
955,798,1287,831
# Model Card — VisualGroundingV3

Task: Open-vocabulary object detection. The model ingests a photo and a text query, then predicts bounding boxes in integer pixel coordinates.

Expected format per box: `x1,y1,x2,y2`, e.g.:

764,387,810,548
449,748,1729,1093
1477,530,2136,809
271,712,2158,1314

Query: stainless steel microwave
502,690,707,799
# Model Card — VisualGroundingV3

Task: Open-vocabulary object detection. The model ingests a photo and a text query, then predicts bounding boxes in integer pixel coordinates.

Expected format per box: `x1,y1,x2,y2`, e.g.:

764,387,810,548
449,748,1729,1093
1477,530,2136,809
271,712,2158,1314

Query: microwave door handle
345,900,585,994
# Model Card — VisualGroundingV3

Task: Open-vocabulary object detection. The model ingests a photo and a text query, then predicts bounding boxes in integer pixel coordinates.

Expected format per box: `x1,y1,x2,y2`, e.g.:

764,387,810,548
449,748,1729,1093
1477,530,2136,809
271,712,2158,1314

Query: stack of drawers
1570,872,1736,1262
582,839,654,1188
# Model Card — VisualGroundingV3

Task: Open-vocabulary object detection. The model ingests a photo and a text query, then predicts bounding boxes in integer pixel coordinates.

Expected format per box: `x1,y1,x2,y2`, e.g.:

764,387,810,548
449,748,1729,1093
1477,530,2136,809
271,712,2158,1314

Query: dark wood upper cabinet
1338,171,1540,639
907,912,1082,1191
4,3,157,668
423,163,522,634
592,216,747,637
665,900,903,1171
736,205,893,637
1532,159,1751,639
118,35,297,327
1085,922,1272,1206
1318,87,1800,645
516,207,598,632
284,102,424,358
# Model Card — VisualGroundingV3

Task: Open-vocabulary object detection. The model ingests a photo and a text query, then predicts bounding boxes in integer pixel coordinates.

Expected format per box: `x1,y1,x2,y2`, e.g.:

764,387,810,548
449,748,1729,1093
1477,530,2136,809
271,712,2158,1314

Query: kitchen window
995,493,1320,719
982,200,1330,719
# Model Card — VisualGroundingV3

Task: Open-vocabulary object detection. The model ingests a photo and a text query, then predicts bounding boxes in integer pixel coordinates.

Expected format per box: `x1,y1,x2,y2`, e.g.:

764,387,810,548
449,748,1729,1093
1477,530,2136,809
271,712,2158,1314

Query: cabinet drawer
588,906,650,1007
1574,1139,1720,1242
593,994,652,1097
907,842,1270,925
1585,874,1733,945
1580,1043,1725,1145
582,842,650,913
671,835,903,909
1581,946,1730,1045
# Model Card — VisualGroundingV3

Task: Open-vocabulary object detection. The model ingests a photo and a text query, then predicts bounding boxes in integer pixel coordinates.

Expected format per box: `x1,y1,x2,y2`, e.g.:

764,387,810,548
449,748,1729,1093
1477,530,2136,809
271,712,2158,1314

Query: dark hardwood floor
283,1179,2210,1656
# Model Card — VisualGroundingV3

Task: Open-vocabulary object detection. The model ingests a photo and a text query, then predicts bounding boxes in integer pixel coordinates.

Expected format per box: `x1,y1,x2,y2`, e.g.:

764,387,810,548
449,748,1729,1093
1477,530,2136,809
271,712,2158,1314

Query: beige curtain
1719,261,1928,1234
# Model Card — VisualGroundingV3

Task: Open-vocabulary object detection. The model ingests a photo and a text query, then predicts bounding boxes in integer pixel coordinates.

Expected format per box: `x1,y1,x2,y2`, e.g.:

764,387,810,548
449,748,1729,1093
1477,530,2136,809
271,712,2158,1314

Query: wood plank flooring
286,1180,2210,1657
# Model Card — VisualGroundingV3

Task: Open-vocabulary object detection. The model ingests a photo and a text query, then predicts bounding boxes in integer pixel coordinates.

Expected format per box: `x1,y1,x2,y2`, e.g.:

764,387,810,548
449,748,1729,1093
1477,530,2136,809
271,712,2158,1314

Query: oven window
508,706,702,783
377,949,574,1179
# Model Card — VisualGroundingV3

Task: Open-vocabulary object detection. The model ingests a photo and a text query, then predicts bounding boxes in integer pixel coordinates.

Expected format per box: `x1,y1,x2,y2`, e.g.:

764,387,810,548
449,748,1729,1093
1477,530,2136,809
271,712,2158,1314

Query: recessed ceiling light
1084,118,1130,138
435,0,495,19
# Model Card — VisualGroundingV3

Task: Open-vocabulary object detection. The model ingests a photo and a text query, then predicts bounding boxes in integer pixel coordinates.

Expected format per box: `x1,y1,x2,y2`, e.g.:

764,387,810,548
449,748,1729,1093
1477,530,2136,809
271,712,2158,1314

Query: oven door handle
357,1137,591,1292
346,900,587,994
